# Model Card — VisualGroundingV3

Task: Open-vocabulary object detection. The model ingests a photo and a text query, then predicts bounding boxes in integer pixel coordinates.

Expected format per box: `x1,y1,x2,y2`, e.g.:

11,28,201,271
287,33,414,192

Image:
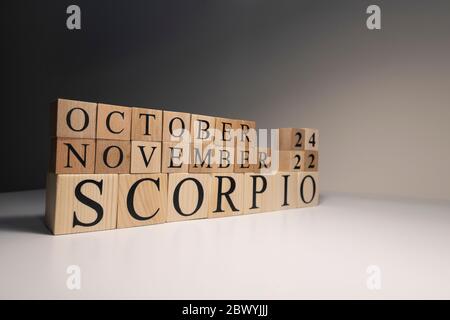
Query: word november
45,98,320,235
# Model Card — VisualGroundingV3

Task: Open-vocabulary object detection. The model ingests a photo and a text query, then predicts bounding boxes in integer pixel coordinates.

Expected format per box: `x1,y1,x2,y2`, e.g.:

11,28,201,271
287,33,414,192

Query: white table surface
1,190,450,299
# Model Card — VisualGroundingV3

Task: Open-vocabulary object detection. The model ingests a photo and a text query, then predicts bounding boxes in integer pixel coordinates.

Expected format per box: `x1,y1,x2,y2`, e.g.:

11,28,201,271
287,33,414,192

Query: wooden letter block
189,142,215,173
50,138,96,174
304,150,319,172
45,173,118,235
275,150,305,172
51,98,97,139
162,110,191,142
161,142,190,173
214,145,235,173
236,119,257,149
303,128,319,151
131,107,163,142
257,148,274,174
130,141,161,173
297,172,319,208
275,128,304,151
95,140,131,174
191,114,216,142
234,145,258,173
167,173,211,222
117,174,168,229
272,172,298,211
243,173,273,214
214,117,239,147
208,173,244,218
96,103,132,140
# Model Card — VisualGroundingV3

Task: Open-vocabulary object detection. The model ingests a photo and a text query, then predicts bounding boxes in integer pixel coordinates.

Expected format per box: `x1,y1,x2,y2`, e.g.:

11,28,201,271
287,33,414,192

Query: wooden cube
51,98,97,139
214,144,235,173
297,172,319,208
214,117,239,147
96,103,132,140
45,173,118,235
243,173,274,214
131,107,163,142
236,119,257,149
304,150,319,172
190,114,216,142
272,172,298,211
208,173,244,218
303,128,319,151
167,173,211,222
161,142,190,173
50,138,95,174
130,141,161,174
95,140,131,174
189,142,215,173
162,110,191,142
117,174,168,229
275,150,305,172
234,145,258,173
257,148,274,174
275,128,304,151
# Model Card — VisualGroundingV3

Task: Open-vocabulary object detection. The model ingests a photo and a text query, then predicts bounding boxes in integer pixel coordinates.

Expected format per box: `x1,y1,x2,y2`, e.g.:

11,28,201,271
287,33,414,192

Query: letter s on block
72,179,104,227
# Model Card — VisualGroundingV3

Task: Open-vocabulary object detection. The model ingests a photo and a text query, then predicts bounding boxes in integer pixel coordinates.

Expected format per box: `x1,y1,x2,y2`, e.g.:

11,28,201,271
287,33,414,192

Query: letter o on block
298,172,319,208
167,173,211,222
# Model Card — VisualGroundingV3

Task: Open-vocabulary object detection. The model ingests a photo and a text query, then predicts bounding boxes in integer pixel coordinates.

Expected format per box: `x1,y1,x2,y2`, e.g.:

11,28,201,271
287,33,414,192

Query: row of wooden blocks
45,172,319,235
49,99,320,174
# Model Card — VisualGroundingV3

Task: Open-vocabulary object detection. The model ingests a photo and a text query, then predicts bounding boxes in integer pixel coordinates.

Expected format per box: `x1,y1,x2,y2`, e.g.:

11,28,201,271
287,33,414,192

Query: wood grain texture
303,128,319,151
161,141,190,173
189,142,216,173
50,137,96,174
117,174,168,229
272,172,298,211
236,119,257,149
208,173,244,218
275,150,305,172
297,172,319,208
130,141,161,173
167,173,211,222
131,107,163,142
243,173,274,214
162,110,191,142
234,145,258,173
45,173,118,235
303,151,319,172
214,117,239,147
95,139,131,174
214,144,235,173
190,114,216,143
257,147,274,174
51,98,97,139
96,103,132,140
275,128,304,151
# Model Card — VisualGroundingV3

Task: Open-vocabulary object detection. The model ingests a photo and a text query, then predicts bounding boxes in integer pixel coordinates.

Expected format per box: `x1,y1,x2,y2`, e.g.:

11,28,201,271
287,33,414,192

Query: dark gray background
2,0,450,200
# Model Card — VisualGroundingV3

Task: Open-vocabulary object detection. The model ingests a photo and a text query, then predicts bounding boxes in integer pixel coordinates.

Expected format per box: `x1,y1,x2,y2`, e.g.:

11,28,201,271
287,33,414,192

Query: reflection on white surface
0,190,450,299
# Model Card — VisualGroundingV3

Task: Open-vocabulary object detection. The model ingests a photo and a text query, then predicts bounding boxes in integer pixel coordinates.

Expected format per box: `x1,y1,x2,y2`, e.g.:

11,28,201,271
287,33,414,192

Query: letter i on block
167,173,211,222
45,174,118,235
117,174,168,228
272,172,298,211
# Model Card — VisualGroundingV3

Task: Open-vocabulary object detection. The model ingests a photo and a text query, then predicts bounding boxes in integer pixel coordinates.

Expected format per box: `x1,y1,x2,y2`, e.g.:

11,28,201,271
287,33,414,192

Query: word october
45,98,320,235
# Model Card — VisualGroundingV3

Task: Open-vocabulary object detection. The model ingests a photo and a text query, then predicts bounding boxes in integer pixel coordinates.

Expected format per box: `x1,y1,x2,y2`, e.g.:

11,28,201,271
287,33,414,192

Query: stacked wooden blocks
45,98,319,235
